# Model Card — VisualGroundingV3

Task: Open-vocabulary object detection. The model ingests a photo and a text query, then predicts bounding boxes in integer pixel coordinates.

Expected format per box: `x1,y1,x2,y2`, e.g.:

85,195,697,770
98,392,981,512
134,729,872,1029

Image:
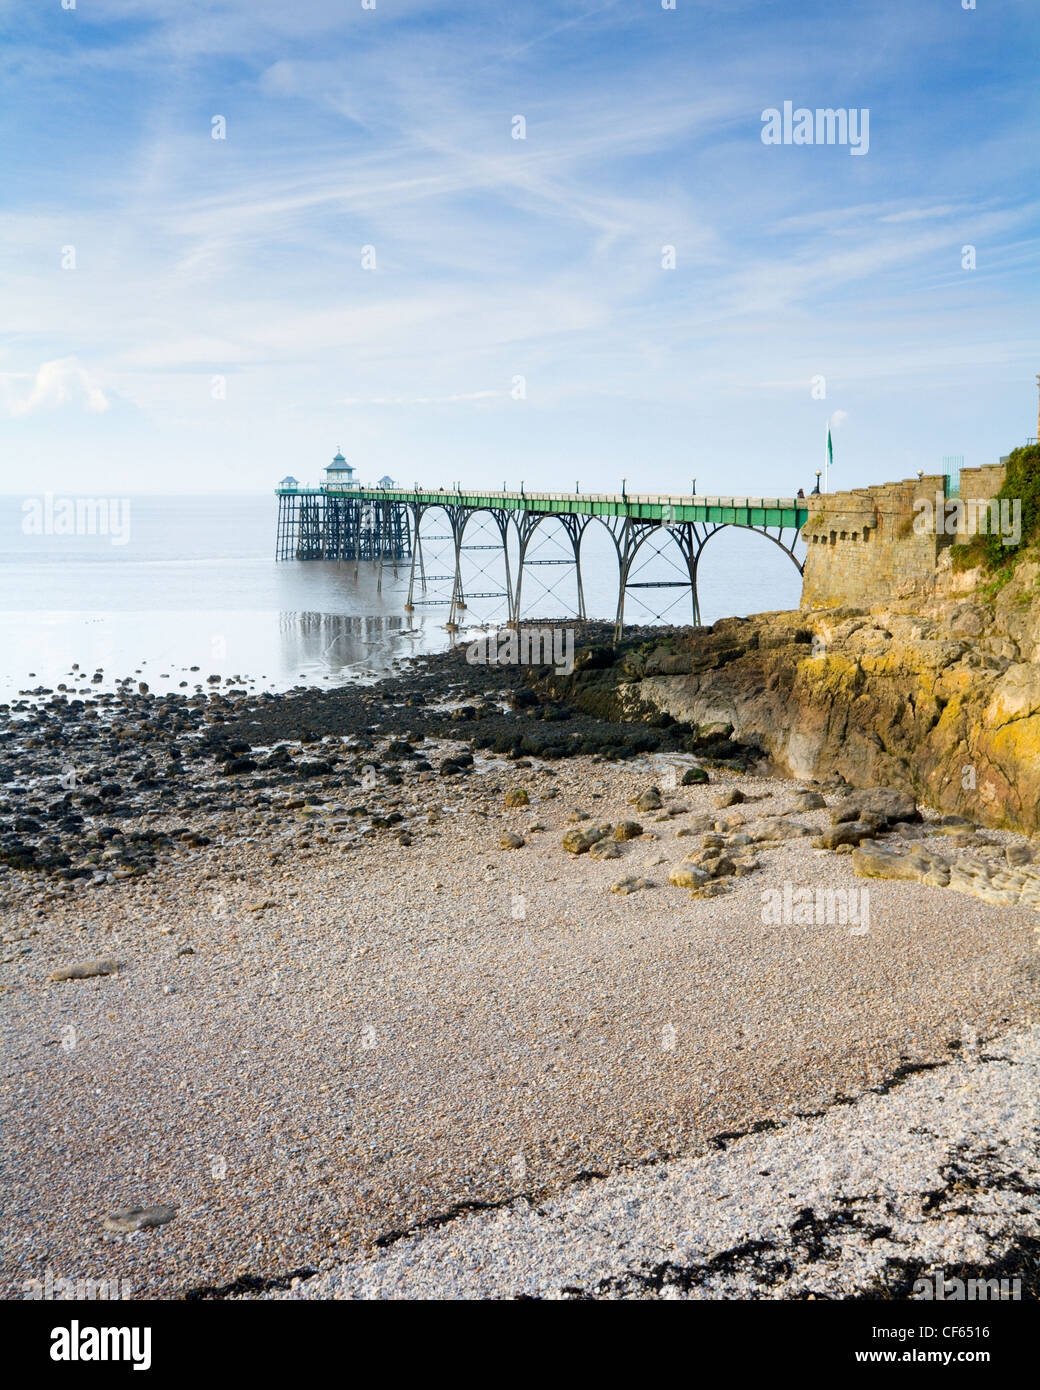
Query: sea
0,494,804,700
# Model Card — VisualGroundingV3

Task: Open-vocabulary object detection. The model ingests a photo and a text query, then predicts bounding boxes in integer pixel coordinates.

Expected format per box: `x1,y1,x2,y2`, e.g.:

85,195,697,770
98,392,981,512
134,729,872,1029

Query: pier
275,469,808,636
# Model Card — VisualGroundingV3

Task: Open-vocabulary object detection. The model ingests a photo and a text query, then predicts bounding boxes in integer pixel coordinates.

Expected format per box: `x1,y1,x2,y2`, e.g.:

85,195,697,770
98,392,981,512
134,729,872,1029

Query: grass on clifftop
952,443,1040,574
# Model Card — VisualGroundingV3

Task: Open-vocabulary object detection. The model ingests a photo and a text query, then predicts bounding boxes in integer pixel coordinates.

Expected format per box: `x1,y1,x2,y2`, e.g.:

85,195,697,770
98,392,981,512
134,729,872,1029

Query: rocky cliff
541,551,1040,835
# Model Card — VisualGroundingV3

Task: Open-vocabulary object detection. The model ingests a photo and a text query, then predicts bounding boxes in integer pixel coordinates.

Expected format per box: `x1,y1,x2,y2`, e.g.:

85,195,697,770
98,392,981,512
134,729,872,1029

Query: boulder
812,819,882,850
613,820,643,841
562,825,607,855
832,787,919,827
700,854,736,878
669,864,709,888
611,876,655,894
633,786,663,812
589,838,622,861
713,789,745,808
689,880,731,899
852,845,950,886
752,818,814,842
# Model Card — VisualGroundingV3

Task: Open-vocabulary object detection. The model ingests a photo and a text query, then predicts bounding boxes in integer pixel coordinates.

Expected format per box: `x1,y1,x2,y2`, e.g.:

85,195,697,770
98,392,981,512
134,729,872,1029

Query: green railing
273,485,809,530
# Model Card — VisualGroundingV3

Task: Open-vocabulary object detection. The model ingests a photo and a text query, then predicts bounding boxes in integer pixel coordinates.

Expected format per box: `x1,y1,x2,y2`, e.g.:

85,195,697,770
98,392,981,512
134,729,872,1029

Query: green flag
827,425,833,467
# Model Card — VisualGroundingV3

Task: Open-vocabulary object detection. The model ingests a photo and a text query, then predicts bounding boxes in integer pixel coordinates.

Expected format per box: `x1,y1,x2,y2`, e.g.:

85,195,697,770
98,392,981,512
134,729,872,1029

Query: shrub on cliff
952,443,1040,572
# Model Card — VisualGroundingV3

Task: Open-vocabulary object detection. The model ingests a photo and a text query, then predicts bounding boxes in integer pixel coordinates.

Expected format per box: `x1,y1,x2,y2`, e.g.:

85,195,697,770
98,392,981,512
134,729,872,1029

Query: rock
500,833,525,850
633,786,663,811
1006,844,1034,866
681,766,709,786
103,1205,177,1234
949,604,986,638
949,859,991,894
613,820,643,841
713,789,745,808
787,790,826,811
611,876,655,894
812,819,881,850
852,845,951,887
732,856,760,875
690,880,731,899
832,787,919,827
246,900,276,912
224,757,257,775
49,959,119,982
752,818,814,842
562,825,607,855
669,864,709,889
566,809,591,823
700,854,736,878
504,788,529,808
588,838,621,861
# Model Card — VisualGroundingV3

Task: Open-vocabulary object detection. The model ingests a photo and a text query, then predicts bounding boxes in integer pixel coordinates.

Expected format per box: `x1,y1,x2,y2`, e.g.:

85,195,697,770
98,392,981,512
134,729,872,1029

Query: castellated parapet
800,465,1006,609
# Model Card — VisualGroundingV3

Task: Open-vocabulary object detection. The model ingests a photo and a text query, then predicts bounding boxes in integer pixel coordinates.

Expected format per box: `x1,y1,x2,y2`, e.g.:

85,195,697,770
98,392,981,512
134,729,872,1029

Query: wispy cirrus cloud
0,0,1037,494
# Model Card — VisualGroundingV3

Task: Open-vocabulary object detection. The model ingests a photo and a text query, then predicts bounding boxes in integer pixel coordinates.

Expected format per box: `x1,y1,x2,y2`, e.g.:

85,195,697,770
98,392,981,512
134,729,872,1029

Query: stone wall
800,466,1007,608
949,464,1008,547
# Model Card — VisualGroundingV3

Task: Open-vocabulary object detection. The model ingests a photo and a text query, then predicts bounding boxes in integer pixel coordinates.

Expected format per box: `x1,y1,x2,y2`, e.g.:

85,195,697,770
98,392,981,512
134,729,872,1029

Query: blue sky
1,0,1038,495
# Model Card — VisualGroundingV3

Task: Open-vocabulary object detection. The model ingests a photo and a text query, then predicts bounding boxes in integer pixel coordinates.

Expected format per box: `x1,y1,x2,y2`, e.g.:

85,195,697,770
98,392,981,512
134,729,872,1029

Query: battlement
800,465,1007,608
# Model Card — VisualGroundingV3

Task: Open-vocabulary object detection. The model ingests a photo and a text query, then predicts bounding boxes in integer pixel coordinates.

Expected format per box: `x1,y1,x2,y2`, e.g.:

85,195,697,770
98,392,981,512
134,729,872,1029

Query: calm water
0,494,804,698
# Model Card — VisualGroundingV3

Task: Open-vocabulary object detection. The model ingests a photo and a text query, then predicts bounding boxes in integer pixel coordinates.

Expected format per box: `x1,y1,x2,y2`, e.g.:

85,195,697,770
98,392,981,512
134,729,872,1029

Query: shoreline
2,631,1039,1300
265,1022,1040,1301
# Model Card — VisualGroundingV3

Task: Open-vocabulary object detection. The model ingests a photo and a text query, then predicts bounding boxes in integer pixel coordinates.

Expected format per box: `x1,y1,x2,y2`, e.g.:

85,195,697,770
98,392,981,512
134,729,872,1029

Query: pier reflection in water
276,610,433,684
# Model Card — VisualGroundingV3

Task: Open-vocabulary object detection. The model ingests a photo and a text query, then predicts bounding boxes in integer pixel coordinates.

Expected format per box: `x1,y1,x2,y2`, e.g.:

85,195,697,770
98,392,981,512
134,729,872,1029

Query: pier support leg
405,507,422,611
613,577,627,643
574,545,587,621
501,524,515,627
446,511,465,630
511,553,525,630
613,518,638,643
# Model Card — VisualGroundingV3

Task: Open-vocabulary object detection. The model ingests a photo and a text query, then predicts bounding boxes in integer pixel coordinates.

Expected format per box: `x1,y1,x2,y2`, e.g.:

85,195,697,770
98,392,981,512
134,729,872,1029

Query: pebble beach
2,641,1039,1301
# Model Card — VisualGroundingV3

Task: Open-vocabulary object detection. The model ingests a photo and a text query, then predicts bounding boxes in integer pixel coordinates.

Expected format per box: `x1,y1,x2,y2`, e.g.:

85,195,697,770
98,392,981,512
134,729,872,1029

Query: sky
1,0,1038,496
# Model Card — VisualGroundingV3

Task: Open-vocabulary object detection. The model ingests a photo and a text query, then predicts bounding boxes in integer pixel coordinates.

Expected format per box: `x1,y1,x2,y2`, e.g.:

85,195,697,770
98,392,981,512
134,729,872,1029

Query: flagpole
825,416,831,494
